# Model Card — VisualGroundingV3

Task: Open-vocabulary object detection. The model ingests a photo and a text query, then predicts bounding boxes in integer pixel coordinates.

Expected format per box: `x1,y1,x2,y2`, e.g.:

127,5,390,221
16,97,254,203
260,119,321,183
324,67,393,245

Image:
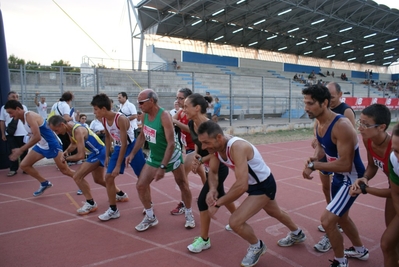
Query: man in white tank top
196,120,306,267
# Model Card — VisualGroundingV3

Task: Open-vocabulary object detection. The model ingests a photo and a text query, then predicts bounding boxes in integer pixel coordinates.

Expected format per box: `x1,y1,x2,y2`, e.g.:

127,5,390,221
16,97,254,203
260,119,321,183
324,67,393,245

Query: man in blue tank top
302,84,368,267
4,100,74,197
313,82,356,252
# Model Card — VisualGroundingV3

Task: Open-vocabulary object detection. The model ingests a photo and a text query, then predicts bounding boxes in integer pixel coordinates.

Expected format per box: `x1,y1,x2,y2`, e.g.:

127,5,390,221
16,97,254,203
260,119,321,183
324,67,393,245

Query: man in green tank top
127,89,195,232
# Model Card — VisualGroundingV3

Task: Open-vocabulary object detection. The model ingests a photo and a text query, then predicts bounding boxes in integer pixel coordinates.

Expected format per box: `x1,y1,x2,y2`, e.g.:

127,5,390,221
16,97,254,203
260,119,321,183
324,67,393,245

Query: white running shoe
98,208,120,221
77,201,98,215
135,215,158,232
116,192,129,202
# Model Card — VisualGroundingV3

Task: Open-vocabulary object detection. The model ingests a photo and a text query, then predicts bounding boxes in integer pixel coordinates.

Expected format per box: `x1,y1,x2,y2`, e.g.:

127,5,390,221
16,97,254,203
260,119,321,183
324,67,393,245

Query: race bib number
143,125,157,144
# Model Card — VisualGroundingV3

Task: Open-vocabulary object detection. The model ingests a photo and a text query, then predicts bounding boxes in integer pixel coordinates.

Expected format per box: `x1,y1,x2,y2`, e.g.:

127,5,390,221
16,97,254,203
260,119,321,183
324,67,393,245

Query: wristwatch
307,162,315,171
160,164,166,170
359,183,368,194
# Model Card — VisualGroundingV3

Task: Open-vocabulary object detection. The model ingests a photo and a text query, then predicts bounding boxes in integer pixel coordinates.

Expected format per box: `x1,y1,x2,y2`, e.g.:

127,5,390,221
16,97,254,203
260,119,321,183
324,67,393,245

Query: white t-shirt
119,100,138,130
90,119,104,133
51,101,71,118
0,104,28,136
37,102,47,120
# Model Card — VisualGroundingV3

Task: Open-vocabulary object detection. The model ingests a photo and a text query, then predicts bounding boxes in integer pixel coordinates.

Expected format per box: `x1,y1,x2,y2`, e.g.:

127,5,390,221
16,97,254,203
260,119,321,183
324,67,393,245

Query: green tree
8,54,25,69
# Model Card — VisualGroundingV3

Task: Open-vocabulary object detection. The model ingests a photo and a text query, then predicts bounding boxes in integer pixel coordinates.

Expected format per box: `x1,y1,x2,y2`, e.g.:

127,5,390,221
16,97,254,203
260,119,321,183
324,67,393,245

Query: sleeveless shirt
71,123,104,155
316,114,365,183
102,113,135,146
143,108,181,165
215,137,270,185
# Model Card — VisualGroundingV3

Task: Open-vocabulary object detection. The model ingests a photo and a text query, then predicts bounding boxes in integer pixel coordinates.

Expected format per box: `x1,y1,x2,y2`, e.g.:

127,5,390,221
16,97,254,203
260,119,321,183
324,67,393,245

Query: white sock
292,228,301,235
146,207,154,218
250,240,261,248
185,207,192,215
334,257,346,264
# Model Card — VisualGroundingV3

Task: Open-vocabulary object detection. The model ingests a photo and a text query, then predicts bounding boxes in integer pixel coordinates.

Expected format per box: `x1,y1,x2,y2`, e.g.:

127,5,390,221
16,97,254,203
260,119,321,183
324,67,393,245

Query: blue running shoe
33,181,53,197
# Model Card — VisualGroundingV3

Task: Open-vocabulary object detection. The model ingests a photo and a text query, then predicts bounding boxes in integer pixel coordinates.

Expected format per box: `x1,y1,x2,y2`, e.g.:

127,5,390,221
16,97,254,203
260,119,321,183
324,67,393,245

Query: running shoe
187,237,211,253
77,201,98,215
116,192,129,202
135,215,158,232
33,181,53,197
344,246,369,260
314,235,332,252
98,208,120,221
171,201,185,215
241,240,267,267
329,258,348,267
277,230,306,247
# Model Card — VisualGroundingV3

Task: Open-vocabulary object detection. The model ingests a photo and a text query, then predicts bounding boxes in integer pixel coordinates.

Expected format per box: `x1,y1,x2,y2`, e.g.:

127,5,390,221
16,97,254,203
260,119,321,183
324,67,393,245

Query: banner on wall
341,97,399,110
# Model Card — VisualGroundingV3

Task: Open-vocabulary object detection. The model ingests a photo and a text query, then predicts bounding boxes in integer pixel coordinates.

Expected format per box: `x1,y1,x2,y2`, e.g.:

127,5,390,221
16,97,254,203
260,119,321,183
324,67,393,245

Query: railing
9,65,385,125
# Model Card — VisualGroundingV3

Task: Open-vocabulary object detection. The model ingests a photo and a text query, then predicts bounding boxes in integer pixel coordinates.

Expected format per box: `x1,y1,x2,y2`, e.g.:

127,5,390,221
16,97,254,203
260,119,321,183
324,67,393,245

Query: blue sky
1,0,399,68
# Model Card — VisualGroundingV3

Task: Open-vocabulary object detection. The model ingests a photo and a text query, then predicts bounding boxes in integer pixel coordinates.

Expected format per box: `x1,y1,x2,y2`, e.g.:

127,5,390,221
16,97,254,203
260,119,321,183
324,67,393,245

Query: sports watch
307,162,315,171
160,164,166,169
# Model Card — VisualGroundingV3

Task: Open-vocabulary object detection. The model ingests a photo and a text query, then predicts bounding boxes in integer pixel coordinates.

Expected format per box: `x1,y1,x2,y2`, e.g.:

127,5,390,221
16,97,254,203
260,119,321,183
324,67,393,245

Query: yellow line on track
66,192,80,209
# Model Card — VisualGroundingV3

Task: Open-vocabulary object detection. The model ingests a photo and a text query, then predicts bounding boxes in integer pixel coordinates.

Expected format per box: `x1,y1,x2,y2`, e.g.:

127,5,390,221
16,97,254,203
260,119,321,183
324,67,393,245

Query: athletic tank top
367,137,391,176
102,113,134,146
316,114,365,182
331,102,355,118
143,108,181,165
176,110,195,151
389,152,399,186
216,137,270,185
71,123,104,155
23,111,61,150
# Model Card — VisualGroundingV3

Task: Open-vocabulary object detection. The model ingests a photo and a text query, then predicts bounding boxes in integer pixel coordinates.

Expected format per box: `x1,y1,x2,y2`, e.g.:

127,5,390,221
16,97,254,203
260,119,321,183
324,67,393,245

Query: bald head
326,82,342,109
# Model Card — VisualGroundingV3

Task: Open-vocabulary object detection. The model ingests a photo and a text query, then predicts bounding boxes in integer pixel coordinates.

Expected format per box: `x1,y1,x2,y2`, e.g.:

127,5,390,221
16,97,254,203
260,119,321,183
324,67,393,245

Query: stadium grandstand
8,0,399,123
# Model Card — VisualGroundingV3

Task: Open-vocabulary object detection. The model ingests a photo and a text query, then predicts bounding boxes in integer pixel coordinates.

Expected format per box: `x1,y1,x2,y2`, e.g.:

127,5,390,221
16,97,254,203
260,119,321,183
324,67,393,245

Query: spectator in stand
89,117,105,143
169,100,180,116
34,92,47,120
118,92,139,138
293,73,298,81
212,97,221,123
78,114,88,127
332,71,335,78
172,58,180,70
327,70,330,76
0,91,28,177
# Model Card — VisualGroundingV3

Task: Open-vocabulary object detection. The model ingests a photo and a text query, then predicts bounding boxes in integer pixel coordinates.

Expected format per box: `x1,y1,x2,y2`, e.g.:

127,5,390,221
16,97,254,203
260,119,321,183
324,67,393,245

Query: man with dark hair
196,120,306,267
4,100,74,196
0,91,28,176
126,89,195,231
118,91,139,137
302,84,368,267
48,115,129,215
313,81,356,252
91,93,145,221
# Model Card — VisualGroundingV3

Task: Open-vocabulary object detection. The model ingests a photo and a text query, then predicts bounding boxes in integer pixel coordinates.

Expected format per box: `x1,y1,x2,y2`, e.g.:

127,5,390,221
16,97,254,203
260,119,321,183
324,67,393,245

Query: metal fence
9,65,312,124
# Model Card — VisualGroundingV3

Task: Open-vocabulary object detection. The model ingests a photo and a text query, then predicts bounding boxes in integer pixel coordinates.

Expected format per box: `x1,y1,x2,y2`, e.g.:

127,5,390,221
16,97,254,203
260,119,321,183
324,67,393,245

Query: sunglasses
137,98,150,105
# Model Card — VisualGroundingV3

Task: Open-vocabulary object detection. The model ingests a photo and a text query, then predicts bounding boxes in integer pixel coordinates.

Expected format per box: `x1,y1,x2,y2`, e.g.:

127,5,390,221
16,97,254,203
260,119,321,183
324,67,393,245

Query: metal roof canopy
135,0,399,67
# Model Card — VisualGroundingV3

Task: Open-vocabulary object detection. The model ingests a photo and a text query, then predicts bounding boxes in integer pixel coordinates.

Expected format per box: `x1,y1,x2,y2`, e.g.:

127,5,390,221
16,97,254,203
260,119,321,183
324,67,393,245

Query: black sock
87,199,95,205
116,190,125,196
110,205,117,211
